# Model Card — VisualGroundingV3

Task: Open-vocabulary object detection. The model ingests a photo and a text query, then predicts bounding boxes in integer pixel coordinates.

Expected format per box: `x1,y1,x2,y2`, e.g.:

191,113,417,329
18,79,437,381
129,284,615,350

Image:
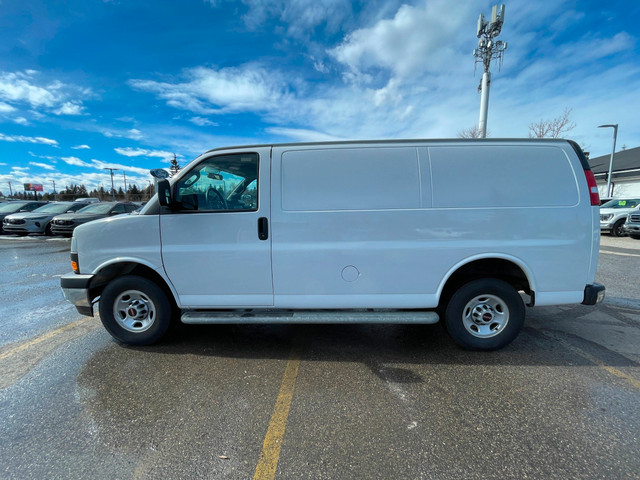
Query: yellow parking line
548,336,640,391
0,317,93,361
253,345,302,480
565,342,640,390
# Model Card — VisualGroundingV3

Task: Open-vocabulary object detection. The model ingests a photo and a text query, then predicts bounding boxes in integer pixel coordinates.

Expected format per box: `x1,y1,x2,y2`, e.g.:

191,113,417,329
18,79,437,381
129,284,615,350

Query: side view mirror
158,179,172,207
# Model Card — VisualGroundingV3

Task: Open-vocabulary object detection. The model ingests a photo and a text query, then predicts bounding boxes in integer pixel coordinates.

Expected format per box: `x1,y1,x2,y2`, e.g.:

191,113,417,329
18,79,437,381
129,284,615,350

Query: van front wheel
445,279,524,351
99,275,172,346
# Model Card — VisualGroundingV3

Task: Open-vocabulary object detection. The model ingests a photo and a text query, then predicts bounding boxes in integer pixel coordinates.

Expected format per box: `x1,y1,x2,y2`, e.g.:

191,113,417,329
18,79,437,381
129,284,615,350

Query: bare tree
528,107,576,138
458,125,489,138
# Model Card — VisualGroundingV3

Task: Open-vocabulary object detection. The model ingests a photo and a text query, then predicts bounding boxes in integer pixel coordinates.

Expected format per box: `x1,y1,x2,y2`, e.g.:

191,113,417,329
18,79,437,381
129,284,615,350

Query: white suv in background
599,199,640,236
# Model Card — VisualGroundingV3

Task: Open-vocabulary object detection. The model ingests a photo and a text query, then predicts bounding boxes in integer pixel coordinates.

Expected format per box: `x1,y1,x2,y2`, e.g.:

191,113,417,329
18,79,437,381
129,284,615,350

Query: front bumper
3,222,45,234
599,222,614,231
51,225,76,235
61,272,95,316
623,224,640,235
582,283,605,305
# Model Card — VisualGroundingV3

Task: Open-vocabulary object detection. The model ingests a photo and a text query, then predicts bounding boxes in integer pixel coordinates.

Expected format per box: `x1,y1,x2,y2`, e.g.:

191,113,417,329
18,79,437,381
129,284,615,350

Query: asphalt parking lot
0,235,638,479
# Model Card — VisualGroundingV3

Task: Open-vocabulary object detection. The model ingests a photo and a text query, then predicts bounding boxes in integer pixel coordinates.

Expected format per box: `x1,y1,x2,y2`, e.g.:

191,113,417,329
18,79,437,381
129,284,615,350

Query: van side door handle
258,217,269,240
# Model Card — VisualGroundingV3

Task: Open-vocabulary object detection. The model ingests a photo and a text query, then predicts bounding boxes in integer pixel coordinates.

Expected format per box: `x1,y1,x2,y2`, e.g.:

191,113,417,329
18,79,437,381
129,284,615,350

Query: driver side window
175,153,259,212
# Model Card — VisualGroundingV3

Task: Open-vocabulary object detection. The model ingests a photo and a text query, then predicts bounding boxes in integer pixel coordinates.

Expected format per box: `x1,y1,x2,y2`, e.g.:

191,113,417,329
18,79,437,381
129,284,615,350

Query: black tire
630,235,640,240
44,222,53,236
444,278,525,351
611,220,626,237
98,275,173,346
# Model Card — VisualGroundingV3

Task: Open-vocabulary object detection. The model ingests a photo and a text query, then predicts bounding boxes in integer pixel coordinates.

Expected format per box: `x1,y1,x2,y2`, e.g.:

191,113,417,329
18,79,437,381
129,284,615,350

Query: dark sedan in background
50,202,139,236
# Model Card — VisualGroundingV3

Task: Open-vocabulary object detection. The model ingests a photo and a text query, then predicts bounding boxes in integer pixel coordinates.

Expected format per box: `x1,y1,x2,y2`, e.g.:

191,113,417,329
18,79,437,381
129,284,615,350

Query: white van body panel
269,141,592,309
75,214,163,274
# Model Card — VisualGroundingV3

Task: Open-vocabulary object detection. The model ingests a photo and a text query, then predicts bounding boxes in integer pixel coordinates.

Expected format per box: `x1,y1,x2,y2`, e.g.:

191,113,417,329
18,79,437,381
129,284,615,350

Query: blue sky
0,0,638,194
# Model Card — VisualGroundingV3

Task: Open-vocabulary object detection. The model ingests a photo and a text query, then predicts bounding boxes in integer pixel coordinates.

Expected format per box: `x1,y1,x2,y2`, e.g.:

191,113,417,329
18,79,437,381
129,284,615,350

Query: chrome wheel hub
462,294,509,338
113,290,156,333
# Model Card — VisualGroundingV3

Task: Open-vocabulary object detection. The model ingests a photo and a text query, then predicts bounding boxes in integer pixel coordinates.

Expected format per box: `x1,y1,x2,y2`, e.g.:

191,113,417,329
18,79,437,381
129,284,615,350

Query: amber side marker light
71,252,79,273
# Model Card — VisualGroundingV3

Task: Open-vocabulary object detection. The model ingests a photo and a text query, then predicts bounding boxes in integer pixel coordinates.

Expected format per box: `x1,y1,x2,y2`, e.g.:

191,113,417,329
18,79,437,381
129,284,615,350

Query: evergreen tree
169,154,181,177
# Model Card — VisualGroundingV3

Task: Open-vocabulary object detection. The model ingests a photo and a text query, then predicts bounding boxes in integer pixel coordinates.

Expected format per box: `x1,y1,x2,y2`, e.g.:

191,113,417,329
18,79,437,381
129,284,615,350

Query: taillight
584,170,600,206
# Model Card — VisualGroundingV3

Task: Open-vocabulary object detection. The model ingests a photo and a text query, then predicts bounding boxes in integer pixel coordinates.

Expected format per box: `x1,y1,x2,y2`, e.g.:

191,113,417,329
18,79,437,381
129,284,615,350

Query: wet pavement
0,234,639,479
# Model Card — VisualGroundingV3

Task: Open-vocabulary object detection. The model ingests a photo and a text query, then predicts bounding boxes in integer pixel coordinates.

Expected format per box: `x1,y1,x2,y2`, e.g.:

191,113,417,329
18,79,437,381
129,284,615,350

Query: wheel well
88,262,177,310
438,258,531,309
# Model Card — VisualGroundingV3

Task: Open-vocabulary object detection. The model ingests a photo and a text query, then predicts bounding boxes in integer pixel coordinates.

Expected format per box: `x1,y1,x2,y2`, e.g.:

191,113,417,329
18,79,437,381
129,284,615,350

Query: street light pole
598,124,618,197
103,167,118,201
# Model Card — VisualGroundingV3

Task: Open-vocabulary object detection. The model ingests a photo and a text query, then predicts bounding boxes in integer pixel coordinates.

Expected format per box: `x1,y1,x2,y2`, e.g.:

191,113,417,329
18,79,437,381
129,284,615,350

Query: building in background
588,146,640,198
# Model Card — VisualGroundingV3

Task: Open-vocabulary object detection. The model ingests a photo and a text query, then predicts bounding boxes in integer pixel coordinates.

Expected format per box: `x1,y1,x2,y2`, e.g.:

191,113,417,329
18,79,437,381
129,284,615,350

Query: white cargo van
61,139,604,350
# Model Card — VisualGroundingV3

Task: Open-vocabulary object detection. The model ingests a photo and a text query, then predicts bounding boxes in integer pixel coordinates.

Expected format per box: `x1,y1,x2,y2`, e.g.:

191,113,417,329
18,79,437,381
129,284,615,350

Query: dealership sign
24,183,44,192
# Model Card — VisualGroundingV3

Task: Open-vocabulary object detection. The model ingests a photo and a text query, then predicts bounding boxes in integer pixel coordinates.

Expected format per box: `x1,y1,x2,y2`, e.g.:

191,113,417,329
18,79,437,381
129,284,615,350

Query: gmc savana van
61,139,605,350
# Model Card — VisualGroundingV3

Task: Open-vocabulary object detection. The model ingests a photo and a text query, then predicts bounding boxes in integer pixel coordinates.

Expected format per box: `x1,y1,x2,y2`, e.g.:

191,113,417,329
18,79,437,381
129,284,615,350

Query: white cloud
114,147,176,161
29,161,56,171
28,151,57,160
329,0,473,80
0,133,58,146
71,144,91,150
240,0,353,37
61,156,92,167
129,64,288,114
13,117,29,125
189,116,218,126
127,128,143,140
53,101,84,115
0,102,16,113
101,128,144,140
91,159,151,176
0,71,90,115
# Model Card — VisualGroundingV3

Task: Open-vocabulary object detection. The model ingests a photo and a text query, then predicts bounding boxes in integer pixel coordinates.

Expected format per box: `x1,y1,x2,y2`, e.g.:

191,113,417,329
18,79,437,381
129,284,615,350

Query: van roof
204,138,571,155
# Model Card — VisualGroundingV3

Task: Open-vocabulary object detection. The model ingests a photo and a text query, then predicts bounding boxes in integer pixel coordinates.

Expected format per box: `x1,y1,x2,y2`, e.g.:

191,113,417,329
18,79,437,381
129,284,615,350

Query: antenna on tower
473,4,508,138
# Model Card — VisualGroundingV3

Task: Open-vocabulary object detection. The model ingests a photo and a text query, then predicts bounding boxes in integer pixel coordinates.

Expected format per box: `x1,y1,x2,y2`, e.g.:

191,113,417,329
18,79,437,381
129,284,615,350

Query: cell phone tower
473,4,508,138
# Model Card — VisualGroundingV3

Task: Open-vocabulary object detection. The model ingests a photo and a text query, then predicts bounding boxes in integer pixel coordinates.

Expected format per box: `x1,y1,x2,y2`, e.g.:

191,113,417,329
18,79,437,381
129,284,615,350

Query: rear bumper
582,283,605,305
61,272,95,316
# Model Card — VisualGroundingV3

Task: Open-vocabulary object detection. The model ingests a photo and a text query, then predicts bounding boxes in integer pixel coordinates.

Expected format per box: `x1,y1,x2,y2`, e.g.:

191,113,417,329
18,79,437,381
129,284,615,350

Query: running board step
181,310,440,325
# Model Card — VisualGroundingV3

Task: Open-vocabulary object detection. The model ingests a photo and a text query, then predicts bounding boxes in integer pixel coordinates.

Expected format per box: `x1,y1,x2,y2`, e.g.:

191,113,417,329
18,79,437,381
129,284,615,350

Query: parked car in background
623,210,640,239
2,202,87,236
50,202,139,236
0,201,48,234
75,197,100,204
599,198,640,236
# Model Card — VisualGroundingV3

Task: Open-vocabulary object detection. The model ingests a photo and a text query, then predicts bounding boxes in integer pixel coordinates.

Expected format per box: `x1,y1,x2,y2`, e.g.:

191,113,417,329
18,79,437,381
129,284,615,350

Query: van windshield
601,199,640,209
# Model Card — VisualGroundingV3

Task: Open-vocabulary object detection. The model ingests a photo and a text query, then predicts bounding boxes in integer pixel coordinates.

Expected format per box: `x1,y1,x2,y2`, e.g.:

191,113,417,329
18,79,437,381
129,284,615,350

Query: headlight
600,214,613,221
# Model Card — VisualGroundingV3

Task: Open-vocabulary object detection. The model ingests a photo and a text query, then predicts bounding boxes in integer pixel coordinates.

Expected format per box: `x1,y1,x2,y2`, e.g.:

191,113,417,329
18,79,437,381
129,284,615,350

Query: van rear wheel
445,278,524,351
98,275,172,346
